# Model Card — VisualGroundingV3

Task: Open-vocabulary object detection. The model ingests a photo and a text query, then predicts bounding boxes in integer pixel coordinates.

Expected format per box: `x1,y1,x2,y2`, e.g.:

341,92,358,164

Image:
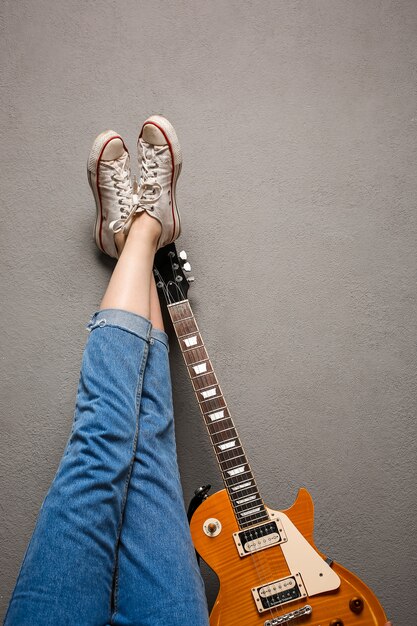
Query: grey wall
1,0,416,624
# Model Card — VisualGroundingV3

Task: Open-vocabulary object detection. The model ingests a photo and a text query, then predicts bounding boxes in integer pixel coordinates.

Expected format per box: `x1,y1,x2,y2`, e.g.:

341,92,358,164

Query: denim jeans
4,309,210,626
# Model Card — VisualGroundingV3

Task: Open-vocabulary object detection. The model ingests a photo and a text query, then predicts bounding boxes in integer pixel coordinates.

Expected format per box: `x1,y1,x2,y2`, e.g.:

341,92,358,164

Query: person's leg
4,212,160,626
110,278,209,626
108,116,209,625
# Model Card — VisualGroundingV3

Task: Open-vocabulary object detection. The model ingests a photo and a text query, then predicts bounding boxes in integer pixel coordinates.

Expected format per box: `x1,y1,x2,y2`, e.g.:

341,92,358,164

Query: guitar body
191,488,387,626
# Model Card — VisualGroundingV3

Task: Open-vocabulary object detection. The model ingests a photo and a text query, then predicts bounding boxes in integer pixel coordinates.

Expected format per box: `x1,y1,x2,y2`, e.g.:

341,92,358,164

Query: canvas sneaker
87,131,135,259
137,115,182,248
111,115,182,249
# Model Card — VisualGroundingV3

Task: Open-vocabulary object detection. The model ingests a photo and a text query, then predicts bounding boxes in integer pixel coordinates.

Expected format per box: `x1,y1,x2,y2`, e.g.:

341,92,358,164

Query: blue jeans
4,309,209,626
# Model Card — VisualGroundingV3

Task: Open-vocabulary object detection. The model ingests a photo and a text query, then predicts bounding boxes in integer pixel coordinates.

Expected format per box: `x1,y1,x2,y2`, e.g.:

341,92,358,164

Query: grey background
1,0,416,624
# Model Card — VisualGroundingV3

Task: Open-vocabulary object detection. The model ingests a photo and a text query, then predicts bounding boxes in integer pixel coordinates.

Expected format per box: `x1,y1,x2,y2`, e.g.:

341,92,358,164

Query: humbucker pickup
233,520,287,557
252,573,307,613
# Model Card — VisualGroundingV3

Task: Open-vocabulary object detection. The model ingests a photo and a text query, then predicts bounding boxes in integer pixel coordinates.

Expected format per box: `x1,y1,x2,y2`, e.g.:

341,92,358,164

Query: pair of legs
4,214,209,625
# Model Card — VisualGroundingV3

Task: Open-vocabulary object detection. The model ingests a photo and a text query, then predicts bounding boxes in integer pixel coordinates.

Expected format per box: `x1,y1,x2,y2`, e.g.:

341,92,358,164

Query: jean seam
110,341,149,622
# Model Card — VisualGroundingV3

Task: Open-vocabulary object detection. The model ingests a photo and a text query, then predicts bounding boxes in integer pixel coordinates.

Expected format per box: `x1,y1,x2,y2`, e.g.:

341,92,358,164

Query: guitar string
170,303,290,625
159,264,296,625
164,298,282,624
171,300,297,625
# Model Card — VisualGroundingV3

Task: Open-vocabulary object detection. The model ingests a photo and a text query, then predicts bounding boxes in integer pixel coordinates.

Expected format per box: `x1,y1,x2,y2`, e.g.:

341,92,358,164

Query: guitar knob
187,276,195,283
179,250,187,260
183,262,192,272
349,597,364,614
329,621,344,626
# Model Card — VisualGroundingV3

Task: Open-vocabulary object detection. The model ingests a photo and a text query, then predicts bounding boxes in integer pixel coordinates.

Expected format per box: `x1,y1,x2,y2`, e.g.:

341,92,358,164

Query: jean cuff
151,327,169,351
86,309,152,343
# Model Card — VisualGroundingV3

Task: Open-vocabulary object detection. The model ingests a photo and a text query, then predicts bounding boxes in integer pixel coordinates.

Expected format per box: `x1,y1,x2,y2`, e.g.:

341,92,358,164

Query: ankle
128,212,161,242
114,232,126,256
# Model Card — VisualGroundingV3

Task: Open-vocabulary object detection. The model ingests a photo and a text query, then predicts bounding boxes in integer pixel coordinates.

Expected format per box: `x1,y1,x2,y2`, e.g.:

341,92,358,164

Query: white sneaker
135,114,182,249
87,131,134,258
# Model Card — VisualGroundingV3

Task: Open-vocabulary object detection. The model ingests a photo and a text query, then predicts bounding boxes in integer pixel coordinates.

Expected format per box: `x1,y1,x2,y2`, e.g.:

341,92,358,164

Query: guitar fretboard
168,300,269,529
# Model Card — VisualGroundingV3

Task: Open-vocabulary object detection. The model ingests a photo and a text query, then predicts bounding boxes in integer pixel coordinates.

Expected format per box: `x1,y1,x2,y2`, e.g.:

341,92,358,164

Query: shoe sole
87,130,127,255
138,114,182,246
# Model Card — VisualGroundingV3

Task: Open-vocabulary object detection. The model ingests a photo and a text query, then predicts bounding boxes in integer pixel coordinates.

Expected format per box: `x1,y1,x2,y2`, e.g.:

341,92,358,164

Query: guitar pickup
233,520,287,557
252,573,307,613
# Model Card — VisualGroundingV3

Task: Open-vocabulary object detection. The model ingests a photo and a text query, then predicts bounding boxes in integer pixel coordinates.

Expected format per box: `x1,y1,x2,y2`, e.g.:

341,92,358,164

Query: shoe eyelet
149,206,154,212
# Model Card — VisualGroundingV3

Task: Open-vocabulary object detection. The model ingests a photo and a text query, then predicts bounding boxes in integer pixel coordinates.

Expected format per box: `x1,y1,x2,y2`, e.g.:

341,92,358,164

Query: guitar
154,244,387,626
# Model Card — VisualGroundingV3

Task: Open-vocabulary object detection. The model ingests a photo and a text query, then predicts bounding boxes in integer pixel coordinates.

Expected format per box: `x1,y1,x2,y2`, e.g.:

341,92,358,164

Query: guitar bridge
264,604,312,625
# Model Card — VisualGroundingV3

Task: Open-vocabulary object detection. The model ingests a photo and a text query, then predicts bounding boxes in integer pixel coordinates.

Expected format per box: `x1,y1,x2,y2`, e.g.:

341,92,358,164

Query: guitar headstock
153,243,194,305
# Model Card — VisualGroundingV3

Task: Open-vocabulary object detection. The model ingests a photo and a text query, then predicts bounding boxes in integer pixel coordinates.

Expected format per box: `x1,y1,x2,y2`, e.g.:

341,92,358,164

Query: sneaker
136,114,182,249
87,131,134,259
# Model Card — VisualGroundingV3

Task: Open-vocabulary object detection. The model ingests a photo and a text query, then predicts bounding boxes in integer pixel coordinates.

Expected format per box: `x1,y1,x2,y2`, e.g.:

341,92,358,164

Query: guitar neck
168,299,269,529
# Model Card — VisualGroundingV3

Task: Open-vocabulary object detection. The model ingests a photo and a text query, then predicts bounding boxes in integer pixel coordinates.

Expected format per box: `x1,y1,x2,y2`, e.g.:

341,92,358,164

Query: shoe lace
110,139,167,234
106,151,133,225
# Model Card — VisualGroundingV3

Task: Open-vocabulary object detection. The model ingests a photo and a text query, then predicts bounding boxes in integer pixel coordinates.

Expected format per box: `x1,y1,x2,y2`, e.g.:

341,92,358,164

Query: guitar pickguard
267,507,341,596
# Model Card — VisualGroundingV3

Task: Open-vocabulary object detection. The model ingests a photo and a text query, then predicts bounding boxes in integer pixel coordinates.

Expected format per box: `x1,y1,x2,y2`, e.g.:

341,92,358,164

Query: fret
192,372,218,391
218,451,246,467
188,361,213,378
198,382,219,394
233,496,263,510
199,393,224,407
216,441,243,456
207,417,234,431
240,515,270,528
168,301,192,321
224,464,247,477
231,480,253,491
199,387,218,400
174,318,199,337
180,333,204,351
238,506,263,518
217,438,238,451
206,409,227,422
235,494,259,504
168,298,268,529
205,415,233,430
223,468,253,484
210,428,237,444
200,396,226,413
173,314,194,323
229,485,259,501
182,346,209,366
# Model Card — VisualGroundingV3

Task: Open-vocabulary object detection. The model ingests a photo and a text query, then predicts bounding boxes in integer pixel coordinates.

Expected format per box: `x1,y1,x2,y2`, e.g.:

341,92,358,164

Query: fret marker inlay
218,440,236,451
236,495,257,505
232,481,252,491
228,466,245,476
240,507,262,517
193,363,207,374
209,410,224,421
201,388,217,399
184,336,198,347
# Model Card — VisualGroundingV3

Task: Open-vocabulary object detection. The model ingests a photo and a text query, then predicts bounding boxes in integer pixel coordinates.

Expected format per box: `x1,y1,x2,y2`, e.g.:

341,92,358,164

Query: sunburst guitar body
154,244,388,626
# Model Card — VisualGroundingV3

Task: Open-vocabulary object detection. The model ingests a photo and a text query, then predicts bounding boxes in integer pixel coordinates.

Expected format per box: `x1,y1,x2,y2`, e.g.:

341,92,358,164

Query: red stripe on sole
95,135,128,253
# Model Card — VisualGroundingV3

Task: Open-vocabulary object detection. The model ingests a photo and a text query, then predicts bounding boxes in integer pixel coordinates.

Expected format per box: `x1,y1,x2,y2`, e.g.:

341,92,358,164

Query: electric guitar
154,244,387,626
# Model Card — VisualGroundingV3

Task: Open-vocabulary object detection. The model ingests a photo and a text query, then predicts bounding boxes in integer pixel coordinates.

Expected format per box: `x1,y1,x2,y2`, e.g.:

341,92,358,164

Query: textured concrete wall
1,1,416,623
